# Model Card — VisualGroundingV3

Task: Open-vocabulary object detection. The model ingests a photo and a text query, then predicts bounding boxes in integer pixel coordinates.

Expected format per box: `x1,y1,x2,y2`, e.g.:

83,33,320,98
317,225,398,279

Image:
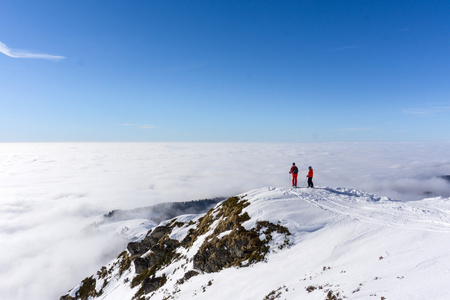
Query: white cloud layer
0,41,65,61
403,107,450,115
0,142,449,300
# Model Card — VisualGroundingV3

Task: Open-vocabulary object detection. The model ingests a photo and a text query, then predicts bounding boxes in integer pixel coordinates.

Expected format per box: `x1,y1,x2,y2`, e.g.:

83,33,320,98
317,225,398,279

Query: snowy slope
62,187,450,300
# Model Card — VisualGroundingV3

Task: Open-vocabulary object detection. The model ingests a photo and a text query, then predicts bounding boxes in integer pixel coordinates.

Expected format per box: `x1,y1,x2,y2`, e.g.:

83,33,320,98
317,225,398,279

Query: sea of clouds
0,142,449,300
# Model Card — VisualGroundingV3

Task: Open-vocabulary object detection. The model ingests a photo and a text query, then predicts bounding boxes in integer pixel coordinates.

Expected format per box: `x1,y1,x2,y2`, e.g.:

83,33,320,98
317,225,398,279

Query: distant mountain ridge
101,197,225,225
61,187,450,300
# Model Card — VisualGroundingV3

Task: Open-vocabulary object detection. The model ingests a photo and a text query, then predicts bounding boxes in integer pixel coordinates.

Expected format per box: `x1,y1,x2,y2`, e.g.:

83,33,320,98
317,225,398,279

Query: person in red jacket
307,166,314,188
289,163,298,187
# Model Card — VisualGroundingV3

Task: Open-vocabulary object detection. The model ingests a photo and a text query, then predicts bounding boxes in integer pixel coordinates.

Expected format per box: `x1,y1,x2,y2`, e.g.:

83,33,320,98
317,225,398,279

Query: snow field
77,186,450,300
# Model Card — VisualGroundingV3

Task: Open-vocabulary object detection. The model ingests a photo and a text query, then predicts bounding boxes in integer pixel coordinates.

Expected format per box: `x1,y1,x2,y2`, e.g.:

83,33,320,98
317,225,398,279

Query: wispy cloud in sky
403,107,450,115
167,61,211,72
334,127,373,132
325,46,362,52
122,123,156,129
0,41,65,61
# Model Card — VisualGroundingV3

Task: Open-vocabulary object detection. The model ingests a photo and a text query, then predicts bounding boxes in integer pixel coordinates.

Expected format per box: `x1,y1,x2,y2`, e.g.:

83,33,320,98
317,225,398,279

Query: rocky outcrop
127,225,180,275
183,270,199,281
61,195,292,300
142,275,166,294
193,218,291,273
127,225,172,256
60,276,101,300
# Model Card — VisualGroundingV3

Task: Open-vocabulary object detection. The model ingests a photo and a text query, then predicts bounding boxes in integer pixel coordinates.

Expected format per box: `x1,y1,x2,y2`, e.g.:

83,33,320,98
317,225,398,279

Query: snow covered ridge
60,187,450,300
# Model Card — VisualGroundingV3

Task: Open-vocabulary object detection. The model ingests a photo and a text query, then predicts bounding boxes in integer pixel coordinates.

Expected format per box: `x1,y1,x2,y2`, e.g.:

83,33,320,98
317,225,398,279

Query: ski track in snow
289,187,450,233
238,187,450,300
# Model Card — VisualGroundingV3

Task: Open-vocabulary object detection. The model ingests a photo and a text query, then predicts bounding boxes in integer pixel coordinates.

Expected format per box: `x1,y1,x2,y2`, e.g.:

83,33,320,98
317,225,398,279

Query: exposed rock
183,270,199,281
127,226,172,256
131,230,180,274
61,195,291,300
143,275,166,294
149,225,171,240
190,196,291,273
127,241,149,256
194,246,230,273
117,251,132,276
63,276,101,300
133,257,150,274
193,224,266,273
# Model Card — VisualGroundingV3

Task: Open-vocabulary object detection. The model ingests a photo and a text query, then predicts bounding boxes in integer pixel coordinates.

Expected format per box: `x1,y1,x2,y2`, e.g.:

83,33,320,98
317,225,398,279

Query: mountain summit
61,187,450,300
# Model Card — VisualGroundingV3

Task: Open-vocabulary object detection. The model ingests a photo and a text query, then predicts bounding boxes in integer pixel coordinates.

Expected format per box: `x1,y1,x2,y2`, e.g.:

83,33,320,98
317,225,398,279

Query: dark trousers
307,177,314,188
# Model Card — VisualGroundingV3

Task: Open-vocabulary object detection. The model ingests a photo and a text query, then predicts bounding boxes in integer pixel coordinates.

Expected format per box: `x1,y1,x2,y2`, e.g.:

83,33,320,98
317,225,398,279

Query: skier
307,166,314,188
289,163,298,187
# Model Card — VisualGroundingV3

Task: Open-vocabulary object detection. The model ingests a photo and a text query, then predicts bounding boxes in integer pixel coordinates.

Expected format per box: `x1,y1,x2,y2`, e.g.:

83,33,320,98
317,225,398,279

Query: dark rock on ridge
61,195,292,300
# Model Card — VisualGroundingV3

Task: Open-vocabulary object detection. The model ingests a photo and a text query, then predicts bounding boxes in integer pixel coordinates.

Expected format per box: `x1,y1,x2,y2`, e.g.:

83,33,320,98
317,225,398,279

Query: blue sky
0,0,449,142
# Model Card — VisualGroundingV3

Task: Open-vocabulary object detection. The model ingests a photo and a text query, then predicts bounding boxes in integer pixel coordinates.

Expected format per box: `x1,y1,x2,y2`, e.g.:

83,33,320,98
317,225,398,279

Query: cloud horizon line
403,107,450,115
0,41,65,61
